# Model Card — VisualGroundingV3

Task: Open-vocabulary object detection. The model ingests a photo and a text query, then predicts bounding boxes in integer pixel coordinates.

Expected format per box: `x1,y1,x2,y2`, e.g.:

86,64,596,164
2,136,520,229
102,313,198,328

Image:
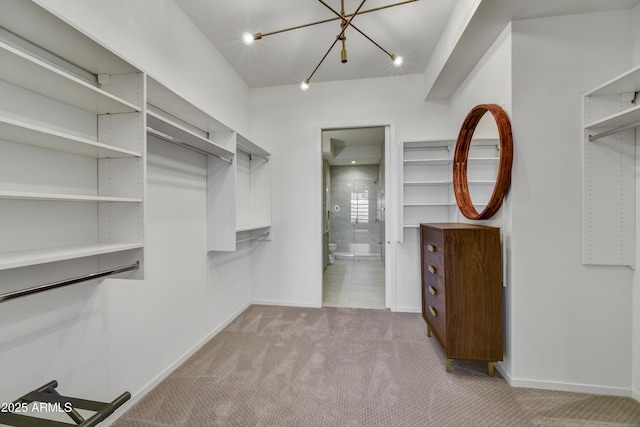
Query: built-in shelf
403,158,452,166
582,64,637,267
0,242,143,271
404,202,456,207
400,139,500,241
0,1,145,283
147,109,234,160
0,116,141,158
0,191,142,203
403,180,453,186
0,41,141,114
233,134,271,245
236,224,271,233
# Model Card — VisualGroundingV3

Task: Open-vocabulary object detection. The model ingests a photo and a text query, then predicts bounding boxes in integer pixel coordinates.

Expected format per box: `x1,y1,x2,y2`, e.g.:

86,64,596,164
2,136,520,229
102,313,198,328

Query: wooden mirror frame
453,104,513,220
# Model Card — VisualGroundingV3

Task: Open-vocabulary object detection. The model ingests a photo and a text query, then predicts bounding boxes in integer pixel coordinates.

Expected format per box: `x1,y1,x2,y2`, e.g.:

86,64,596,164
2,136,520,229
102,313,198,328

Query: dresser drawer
423,268,445,298
424,290,446,346
421,226,443,248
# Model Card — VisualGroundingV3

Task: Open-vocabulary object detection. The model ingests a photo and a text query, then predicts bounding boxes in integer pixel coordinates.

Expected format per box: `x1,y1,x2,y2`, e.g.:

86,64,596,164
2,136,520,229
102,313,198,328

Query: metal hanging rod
237,144,270,161
236,231,270,244
148,127,234,164
0,261,139,303
588,120,640,141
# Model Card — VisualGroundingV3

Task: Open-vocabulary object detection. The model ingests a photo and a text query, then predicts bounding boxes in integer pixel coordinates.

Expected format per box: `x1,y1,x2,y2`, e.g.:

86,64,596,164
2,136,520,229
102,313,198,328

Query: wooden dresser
420,223,503,376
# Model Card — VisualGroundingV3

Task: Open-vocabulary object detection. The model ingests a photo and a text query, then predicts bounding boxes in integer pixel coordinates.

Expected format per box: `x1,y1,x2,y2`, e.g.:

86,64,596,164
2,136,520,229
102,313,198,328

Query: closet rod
147,127,234,164
236,231,270,244
237,145,270,161
588,120,640,141
0,261,139,303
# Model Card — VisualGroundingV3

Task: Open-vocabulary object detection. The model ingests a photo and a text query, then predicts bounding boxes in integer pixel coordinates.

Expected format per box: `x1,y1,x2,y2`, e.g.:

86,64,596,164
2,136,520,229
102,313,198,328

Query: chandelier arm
341,0,418,19
307,36,341,83
337,0,367,39
260,16,341,38
306,0,367,83
317,0,394,58
259,0,417,39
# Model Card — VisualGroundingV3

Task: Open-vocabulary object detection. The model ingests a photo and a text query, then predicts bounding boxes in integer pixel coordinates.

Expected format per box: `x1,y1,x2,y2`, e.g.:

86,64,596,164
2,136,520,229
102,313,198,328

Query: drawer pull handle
428,286,437,295
427,265,437,274
429,306,437,317
427,244,437,252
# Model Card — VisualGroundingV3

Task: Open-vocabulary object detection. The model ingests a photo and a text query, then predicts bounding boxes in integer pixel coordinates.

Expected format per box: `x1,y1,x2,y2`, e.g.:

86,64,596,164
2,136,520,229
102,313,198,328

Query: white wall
508,11,634,395
449,22,513,376
633,3,640,404
249,75,452,310
0,0,254,414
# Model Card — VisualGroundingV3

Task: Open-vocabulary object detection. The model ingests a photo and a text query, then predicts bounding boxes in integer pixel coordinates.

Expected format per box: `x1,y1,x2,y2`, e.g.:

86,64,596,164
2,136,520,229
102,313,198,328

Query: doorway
321,126,388,309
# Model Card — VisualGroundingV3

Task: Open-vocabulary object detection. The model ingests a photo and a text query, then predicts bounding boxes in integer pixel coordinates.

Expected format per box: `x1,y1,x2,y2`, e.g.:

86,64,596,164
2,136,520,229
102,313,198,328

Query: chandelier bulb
300,80,310,91
242,32,262,45
391,54,404,67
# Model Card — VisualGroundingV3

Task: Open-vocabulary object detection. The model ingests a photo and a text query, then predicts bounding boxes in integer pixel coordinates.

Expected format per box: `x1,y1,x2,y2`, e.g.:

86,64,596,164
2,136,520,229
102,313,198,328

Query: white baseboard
494,364,632,398
104,301,251,426
509,377,632,398
633,388,639,403
252,299,321,308
395,306,421,313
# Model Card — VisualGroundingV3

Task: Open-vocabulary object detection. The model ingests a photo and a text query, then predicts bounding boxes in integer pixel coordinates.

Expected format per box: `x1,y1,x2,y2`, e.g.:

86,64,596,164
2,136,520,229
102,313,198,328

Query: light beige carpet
112,305,640,426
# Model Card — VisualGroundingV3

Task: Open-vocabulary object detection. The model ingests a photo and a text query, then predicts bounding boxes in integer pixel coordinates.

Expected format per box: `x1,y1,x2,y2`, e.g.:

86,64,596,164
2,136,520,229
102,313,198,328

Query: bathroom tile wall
329,165,381,257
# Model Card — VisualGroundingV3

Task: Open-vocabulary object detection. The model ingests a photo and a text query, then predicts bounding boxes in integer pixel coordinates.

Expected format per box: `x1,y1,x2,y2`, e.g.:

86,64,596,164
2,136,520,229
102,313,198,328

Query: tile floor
322,258,385,309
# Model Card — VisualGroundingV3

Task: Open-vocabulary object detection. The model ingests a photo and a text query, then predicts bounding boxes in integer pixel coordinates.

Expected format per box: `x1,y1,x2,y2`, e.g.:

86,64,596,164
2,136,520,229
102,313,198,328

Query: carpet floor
112,305,640,426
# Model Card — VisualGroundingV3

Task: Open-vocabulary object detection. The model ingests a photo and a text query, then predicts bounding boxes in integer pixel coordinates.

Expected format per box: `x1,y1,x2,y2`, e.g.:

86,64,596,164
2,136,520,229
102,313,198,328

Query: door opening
321,126,388,309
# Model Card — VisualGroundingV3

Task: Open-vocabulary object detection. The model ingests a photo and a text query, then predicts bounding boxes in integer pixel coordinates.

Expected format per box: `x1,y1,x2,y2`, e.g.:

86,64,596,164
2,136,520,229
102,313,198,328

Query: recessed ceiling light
351,161,356,164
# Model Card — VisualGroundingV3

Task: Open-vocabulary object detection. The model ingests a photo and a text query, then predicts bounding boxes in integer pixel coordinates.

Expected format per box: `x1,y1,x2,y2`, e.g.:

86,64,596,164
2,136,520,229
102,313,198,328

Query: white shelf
468,157,500,163
404,202,456,207
236,224,271,233
584,104,640,130
237,134,270,159
469,180,497,185
0,41,140,114
0,115,141,158
404,158,452,166
585,63,640,97
147,110,234,159
0,242,143,271
0,191,142,203
403,180,452,186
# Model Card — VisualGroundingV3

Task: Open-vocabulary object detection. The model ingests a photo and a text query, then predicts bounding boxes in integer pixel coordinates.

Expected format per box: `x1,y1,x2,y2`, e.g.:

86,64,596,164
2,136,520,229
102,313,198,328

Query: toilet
328,243,337,264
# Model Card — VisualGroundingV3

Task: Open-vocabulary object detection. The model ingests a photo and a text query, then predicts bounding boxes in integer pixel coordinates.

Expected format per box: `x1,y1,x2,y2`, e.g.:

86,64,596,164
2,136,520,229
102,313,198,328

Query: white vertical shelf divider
582,66,638,267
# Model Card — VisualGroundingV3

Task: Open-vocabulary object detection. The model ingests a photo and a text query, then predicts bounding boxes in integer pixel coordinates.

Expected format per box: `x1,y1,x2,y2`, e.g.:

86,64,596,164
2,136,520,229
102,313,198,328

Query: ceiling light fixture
242,0,415,90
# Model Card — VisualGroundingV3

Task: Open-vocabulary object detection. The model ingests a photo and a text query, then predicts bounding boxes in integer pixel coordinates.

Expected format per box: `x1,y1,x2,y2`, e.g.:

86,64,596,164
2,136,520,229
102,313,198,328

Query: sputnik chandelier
242,0,417,90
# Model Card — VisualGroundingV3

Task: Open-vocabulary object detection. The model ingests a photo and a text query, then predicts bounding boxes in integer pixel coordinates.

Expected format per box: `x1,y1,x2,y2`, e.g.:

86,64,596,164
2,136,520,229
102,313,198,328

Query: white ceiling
173,0,640,162
175,0,640,89
174,0,457,88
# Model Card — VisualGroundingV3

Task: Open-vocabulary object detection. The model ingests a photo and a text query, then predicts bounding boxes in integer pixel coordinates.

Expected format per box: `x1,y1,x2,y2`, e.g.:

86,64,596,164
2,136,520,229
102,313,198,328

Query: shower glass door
351,180,378,259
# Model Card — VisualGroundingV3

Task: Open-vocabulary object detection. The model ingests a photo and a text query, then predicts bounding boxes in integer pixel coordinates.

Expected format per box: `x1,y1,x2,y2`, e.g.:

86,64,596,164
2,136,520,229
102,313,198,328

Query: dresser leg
427,325,431,337
488,362,494,377
446,359,452,373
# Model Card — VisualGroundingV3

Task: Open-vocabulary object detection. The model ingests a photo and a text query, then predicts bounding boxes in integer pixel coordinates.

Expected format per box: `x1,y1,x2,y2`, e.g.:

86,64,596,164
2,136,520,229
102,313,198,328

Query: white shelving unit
399,139,500,243
400,141,456,242
0,2,144,280
145,76,240,252
582,65,638,267
235,134,271,246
